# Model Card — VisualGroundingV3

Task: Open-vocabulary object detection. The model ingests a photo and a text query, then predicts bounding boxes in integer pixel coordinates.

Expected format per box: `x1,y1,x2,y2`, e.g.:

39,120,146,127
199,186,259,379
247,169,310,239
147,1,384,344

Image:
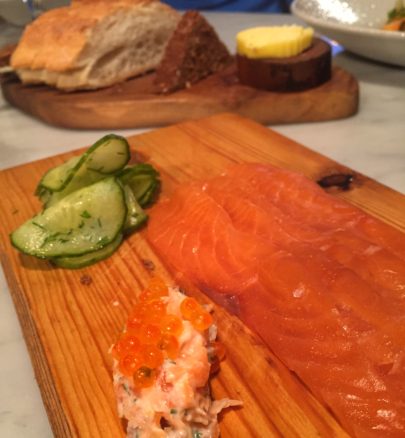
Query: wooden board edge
184,113,405,230
0,111,403,233
1,66,359,130
0,251,73,437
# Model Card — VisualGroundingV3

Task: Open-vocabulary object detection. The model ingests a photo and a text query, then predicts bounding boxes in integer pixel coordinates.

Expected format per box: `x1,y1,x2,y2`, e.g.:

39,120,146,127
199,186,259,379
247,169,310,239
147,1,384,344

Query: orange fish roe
180,297,201,320
180,296,213,331
119,353,143,377
139,276,169,302
111,334,141,359
128,303,149,324
122,334,142,352
190,310,213,331
142,344,164,369
133,366,156,389
160,314,183,337
126,320,142,335
139,323,162,345
158,334,179,360
145,299,167,321
112,279,223,390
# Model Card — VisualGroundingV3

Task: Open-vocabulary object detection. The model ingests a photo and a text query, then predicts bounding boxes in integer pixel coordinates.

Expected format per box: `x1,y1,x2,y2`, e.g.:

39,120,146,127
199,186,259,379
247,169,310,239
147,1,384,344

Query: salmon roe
139,277,168,302
111,334,141,359
129,300,168,326
139,323,162,345
160,314,183,337
180,297,201,320
191,310,213,331
158,334,179,360
145,299,167,322
126,320,142,335
180,297,213,331
128,303,149,325
119,353,143,377
133,366,156,389
142,344,164,369
112,278,216,389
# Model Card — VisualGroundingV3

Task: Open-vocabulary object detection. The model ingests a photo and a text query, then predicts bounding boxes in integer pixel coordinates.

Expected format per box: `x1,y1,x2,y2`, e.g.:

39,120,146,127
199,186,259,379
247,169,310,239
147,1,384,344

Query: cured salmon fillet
147,163,405,437
204,171,405,309
221,163,405,261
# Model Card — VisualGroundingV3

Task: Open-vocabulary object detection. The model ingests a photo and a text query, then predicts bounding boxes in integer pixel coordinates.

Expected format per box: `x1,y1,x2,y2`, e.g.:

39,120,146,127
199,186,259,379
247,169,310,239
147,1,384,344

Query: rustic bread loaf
11,0,180,91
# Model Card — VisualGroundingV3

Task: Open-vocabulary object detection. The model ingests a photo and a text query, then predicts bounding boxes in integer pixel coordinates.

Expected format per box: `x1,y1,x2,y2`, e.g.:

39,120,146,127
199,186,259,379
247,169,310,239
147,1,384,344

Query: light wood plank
2,113,404,437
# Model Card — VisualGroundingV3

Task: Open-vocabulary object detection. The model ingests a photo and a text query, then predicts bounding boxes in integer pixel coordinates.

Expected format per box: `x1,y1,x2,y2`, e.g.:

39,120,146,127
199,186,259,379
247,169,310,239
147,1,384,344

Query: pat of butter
236,25,314,59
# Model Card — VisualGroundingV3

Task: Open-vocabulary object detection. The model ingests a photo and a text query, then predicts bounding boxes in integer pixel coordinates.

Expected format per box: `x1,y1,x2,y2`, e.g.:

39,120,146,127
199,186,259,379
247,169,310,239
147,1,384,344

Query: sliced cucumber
118,163,160,207
11,132,161,269
11,177,127,258
37,156,81,193
83,134,130,174
123,186,148,233
35,185,52,206
52,234,123,269
38,134,130,207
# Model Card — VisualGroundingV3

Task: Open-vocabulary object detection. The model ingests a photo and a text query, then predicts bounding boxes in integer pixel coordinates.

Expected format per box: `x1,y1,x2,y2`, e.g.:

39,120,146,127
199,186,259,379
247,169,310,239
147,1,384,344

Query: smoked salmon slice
147,163,405,437
206,165,405,306
221,163,405,261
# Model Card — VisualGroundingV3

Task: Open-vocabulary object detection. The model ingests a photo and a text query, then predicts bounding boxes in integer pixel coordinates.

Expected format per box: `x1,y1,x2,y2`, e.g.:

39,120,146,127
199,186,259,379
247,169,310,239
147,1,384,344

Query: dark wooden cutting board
1,113,404,438
1,63,358,129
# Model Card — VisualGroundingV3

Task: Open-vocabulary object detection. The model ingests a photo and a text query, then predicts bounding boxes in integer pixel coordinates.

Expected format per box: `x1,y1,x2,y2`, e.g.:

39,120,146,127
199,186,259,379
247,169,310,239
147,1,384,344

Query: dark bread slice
236,37,332,92
154,10,232,93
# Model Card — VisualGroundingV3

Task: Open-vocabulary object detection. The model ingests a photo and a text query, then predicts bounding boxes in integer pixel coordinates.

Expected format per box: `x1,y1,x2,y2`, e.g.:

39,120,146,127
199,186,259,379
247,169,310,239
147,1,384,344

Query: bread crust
11,1,176,72
10,0,180,90
154,10,232,93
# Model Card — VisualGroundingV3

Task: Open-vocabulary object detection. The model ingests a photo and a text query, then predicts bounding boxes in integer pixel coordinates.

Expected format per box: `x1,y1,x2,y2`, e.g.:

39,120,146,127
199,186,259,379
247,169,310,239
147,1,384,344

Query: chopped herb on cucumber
11,134,160,269
36,156,81,193
11,177,127,258
37,134,131,208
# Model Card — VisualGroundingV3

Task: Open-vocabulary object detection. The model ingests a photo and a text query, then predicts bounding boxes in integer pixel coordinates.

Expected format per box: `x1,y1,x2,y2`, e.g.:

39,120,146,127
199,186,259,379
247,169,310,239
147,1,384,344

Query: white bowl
291,0,405,67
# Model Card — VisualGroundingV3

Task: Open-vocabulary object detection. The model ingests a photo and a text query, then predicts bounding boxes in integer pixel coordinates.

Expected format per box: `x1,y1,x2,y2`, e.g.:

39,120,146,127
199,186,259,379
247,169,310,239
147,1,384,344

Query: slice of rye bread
154,10,232,93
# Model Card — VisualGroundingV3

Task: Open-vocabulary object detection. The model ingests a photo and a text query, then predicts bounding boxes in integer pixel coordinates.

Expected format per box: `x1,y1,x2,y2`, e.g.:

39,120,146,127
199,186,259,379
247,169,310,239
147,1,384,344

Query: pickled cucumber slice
37,134,130,207
11,177,127,258
123,185,148,233
118,163,160,207
52,234,123,269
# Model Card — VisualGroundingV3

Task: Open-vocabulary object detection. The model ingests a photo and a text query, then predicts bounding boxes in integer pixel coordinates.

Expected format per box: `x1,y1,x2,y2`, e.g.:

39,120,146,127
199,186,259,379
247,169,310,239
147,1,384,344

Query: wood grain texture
1,113,404,438
0,63,358,129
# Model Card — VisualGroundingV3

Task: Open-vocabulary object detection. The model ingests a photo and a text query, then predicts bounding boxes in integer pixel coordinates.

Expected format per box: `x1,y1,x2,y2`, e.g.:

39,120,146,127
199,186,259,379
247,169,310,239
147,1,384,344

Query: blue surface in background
165,0,293,12
320,36,345,57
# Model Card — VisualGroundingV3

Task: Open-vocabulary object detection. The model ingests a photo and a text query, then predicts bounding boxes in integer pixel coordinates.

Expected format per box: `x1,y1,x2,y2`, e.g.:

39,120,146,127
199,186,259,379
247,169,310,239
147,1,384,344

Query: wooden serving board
1,113,404,438
0,63,359,129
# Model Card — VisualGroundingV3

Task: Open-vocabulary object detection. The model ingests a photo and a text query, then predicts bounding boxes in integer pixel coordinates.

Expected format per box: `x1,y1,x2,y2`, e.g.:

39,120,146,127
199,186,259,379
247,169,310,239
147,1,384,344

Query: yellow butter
236,25,314,59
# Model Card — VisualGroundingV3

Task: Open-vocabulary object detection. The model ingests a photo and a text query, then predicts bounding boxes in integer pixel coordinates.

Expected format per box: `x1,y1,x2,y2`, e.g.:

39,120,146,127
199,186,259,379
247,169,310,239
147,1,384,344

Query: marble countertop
0,11,404,437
